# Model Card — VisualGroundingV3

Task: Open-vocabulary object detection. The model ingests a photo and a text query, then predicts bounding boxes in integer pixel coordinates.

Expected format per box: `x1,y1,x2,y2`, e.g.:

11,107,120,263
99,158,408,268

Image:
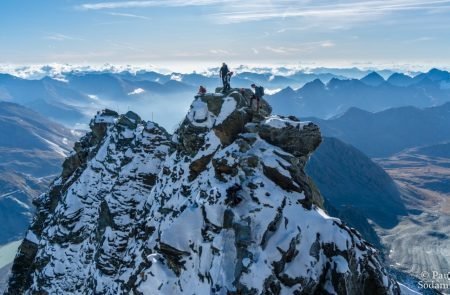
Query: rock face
6,89,399,295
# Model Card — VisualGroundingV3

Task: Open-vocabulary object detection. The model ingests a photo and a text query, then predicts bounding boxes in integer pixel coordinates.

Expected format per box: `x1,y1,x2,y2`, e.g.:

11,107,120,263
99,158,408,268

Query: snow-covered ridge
6,88,400,295
263,115,311,130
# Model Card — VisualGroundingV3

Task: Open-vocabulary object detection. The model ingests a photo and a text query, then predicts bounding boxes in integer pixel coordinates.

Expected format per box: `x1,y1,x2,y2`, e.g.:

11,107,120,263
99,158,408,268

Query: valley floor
0,240,21,293
376,152,450,293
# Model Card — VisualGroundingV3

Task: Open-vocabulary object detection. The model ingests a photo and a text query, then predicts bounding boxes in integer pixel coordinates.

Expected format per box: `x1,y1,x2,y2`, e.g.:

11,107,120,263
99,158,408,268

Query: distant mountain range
0,102,77,244
0,72,198,127
268,68,450,119
2,64,390,86
2,67,450,131
307,102,450,157
0,69,345,129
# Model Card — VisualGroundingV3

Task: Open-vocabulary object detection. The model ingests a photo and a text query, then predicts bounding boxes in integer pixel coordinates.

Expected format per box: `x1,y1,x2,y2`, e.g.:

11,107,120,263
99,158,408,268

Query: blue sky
1,0,450,69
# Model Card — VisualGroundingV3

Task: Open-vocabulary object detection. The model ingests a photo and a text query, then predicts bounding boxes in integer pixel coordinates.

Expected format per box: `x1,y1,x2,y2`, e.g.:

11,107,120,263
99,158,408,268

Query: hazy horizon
1,61,450,79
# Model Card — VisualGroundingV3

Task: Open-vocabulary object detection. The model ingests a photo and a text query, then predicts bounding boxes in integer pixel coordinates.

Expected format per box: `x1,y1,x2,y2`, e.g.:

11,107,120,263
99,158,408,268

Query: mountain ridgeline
308,102,450,157
267,68,450,120
3,67,450,131
7,88,399,294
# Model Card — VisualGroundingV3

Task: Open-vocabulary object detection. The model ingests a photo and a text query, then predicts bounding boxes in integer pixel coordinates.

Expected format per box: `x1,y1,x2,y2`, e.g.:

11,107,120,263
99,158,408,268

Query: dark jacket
220,65,229,77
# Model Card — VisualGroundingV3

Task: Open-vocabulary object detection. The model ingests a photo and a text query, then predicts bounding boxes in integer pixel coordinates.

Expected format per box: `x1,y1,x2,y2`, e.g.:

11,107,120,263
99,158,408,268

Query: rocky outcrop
7,88,399,295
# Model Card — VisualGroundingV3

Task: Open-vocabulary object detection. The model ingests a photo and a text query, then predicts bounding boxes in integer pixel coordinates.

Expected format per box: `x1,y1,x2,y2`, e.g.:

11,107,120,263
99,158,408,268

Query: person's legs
250,95,254,109
225,75,231,91
223,76,231,92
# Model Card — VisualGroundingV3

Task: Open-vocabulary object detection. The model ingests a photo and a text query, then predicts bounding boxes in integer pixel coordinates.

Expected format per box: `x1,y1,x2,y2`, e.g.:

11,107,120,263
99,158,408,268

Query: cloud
128,88,145,95
106,12,151,20
405,36,435,43
209,49,230,55
265,41,335,54
415,36,434,41
44,33,82,41
321,41,335,48
78,0,225,10
277,25,316,33
251,48,259,54
265,46,301,54
212,0,450,24
76,0,450,30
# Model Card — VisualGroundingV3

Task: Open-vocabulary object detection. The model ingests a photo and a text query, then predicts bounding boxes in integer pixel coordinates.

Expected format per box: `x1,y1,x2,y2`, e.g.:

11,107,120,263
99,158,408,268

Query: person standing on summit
220,62,231,92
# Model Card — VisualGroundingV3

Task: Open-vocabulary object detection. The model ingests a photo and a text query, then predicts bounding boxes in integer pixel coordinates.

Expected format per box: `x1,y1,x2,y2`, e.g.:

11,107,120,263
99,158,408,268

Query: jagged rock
6,112,172,294
189,154,214,181
176,123,208,156
7,88,400,295
118,111,141,129
125,110,141,123
212,157,239,179
247,116,322,161
213,109,250,146
225,184,243,206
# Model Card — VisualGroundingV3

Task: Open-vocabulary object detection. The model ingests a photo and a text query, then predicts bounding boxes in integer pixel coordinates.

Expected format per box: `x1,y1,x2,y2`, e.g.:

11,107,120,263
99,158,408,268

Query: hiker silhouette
220,63,232,92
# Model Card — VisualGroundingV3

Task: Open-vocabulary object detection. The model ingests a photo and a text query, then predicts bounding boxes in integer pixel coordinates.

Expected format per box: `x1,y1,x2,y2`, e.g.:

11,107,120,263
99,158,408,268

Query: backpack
256,86,265,97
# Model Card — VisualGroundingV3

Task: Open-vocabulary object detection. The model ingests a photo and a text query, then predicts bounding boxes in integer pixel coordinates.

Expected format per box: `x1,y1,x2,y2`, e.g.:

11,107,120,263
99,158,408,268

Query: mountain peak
387,72,413,87
327,77,346,88
7,88,400,295
361,71,385,86
175,88,272,152
310,78,325,86
426,68,450,81
300,78,325,92
282,85,296,93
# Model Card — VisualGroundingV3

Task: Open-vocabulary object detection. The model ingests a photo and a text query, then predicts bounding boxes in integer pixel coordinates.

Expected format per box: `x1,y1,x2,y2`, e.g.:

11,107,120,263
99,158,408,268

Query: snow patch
0,240,22,269
399,283,421,295
265,88,282,95
263,115,310,130
94,114,117,124
170,74,182,81
25,231,39,244
128,88,145,95
32,132,68,157
215,95,237,125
